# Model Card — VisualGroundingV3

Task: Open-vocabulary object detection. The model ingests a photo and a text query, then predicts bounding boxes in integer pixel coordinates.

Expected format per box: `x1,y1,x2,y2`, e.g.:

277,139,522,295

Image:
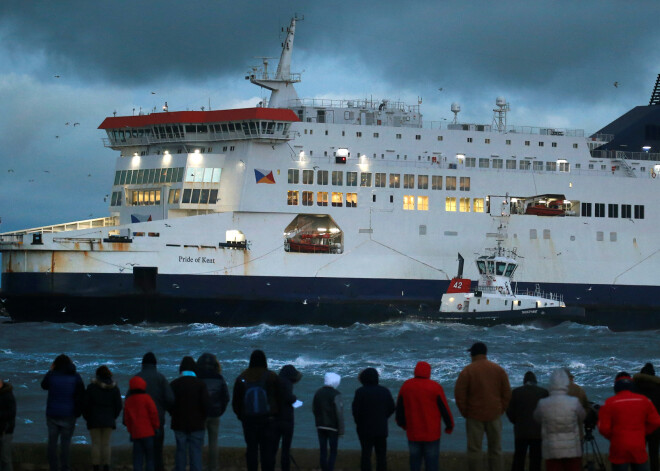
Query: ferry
2,17,660,330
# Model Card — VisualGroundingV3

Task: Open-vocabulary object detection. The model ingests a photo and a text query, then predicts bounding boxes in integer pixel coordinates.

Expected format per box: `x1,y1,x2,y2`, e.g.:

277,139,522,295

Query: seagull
86,274,91,278
151,91,156,94
7,169,14,173
43,170,50,173
120,317,128,323
172,283,179,288
438,87,443,91
613,81,620,88
164,223,171,227
65,122,70,126
28,179,34,182
587,286,592,291
54,75,60,78
303,299,307,305
87,174,92,177
73,123,80,127
61,307,66,312
55,136,59,139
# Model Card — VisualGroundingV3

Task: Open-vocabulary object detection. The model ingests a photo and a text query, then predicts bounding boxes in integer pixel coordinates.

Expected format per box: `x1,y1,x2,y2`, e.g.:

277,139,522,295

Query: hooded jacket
598,386,660,464
82,377,123,429
395,361,454,442
196,353,230,418
313,372,344,435
124,376,160,439
0,382,16,434
232,352,281,422
136,362,175,425
506,373,548,440
278,365,302,425
41,362,85,419
455,354,511,422
170,365,211,433
533,369,585,459
352,368,395,438
633,371,660,413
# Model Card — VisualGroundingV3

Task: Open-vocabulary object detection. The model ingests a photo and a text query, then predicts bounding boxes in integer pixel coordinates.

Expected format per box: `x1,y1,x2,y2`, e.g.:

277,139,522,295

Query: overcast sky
1,0,659,232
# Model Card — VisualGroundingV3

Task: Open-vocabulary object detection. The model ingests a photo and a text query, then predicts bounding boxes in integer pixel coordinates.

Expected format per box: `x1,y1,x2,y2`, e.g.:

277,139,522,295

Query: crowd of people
0,342,659,471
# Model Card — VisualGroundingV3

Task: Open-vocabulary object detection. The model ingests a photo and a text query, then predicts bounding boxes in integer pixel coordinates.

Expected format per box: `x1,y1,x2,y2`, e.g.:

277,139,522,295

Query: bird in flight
54,75,60,78
613,81,620,88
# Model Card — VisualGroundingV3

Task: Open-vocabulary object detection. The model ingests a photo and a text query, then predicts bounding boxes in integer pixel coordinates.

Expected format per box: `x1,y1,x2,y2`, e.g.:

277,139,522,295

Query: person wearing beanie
634,363,660,471
313,372,344,471
196,353,230,471
506,371,549,471
41,354,85,471
169,356,211,471
232,349,281,471
124,376,160,471
533,369,585,471
455,342,511,471
275,364,303,471
82,365,123,471
135,352,174,471
599,371,660,471
354,367,395,471
0,375,16,471
396,361,453,471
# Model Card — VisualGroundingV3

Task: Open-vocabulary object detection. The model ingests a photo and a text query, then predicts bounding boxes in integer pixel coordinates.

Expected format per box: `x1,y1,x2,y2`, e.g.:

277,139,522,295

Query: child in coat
124,376,160,471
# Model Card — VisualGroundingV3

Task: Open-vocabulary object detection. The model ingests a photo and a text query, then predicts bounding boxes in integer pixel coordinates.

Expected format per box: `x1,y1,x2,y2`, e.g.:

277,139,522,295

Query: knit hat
324,372,341,388
523,371,537,385
641,362,656,376
179,356,197,374
468,342,487,356
142,352,157,365
614,371,633,393
96,365,112,380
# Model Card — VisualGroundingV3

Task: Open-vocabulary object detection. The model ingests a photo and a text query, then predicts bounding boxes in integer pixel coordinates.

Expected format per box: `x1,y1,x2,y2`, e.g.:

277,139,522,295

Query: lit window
460,197,470,212
317,192,328,206
375,173,386,188
332,192,343,207
473,198,484,212
417,196,429,211
403,195,415,210
287,191,299,205
302,191,314,206
389,173,400,188
346,193,357,207
446,176,456,191
360,172,372,187
446,197,457,212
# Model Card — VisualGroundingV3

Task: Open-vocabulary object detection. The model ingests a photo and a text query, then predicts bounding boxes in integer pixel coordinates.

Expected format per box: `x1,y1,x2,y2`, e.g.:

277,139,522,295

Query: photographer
598,372,660,471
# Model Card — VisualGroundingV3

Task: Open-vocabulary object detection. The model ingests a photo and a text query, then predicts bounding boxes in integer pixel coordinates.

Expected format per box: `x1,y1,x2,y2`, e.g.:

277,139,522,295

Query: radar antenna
492,96,509,132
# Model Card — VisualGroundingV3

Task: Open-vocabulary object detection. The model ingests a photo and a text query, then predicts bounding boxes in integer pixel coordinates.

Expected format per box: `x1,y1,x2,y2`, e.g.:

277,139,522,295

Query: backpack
243,372,270,417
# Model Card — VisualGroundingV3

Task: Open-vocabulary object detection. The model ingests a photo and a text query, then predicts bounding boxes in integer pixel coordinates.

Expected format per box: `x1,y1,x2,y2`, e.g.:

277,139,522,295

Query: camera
584,402,600,433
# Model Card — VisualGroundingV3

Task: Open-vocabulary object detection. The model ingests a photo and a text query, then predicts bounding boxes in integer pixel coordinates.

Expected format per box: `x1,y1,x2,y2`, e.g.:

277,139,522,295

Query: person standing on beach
82,365,123,471
634,363,660,471
196,353,230,471
455,342,511,471
0,375,16,471
533,369,585,471
232,349,281,471
353,367,396,471
41,354,85,471
599,372,660,471
313,372,344,471
136,352,174,471
169,356,211,471
124,376,160,471
506,371,548,471
396,361,453,471
275,364,302,471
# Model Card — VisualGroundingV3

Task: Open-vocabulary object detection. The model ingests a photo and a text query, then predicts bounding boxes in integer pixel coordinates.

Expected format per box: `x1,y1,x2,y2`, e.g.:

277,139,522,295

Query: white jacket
533,369,586,459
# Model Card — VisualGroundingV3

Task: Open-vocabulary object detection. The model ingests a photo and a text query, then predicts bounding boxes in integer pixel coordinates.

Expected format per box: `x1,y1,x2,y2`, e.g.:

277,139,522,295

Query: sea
1,317,656,454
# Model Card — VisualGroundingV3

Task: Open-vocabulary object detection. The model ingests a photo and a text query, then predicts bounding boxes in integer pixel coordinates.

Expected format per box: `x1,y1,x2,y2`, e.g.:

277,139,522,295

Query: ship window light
460,198,470,212
346,193,357,207
302,191,313,206
403,195,415,210
417,196,429,211
389,173,400,188
190,152,203,165
331,192,343,207
446,177,456,191
418,175,428,189
446,197,457,212
131,155,140,167
317,192,328,206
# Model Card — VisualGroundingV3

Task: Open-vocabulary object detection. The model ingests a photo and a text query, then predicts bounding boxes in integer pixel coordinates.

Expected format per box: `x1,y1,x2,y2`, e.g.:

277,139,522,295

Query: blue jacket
41,366,85,418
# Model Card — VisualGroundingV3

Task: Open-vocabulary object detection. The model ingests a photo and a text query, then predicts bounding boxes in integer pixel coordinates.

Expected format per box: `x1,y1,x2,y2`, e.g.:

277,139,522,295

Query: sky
1,0,659,232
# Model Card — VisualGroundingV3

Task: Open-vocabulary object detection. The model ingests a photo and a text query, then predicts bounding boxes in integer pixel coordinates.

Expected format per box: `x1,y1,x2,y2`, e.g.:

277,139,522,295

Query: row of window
288,169,471,191
114,167,185,186
111,120,291,142
110,188,219,206
465,158,569,172
581,203,645,219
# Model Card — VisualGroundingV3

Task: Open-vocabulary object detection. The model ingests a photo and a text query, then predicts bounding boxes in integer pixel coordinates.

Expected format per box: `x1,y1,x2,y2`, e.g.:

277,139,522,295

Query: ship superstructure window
110,191,123,206
595,203,605,217
404,174,414,189
117,167,185,185
418,175,428,189
466,157,476,167
581,202,592,217
485,138,490,144
317,192,328,206
360,172,372,187
506,160,516,170
519,160,531,170
525,141,530,146
396,134,402,139
185,167,221,183
622,204,631,218
375,173,386,188
302,169,314,184
347,171,358,186
168,189,181,204
346,193,357,207
608,204,618,218
446,176,456,191
332,171,343,186
181,188,218,204
533,161,543,171
446,197,457,212
288,169,299,184
302,191,314,206
460,198,470,212
467,137,473,143
559,161,570,172
460,177,470,191
317,170,328,185
546,162,557,171
552,142,557,147
417,196,428,210
506,140,511,145
438,136,443,141
432,176,442,190
390,174,400,188
130,189,161,206
493,159,503,169
332,192,343,207
287,190,299,205
403,195,415,210
473,198,484,212
479,158,489,168
635,205,645,219
539,142,544,147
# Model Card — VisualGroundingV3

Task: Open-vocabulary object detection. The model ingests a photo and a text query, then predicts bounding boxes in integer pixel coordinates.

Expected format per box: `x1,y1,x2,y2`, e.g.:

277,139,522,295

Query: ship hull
2,272,660,330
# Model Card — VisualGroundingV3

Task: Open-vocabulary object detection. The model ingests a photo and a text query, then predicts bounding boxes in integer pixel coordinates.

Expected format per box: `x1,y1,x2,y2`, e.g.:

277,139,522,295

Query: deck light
131,155,140,167
643,146,652,152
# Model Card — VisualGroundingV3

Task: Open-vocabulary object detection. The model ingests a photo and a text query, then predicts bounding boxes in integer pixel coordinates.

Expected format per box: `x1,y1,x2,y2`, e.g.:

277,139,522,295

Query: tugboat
436,242,586,326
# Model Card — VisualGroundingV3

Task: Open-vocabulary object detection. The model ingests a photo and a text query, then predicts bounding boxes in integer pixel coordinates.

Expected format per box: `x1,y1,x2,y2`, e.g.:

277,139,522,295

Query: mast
249,16,303,109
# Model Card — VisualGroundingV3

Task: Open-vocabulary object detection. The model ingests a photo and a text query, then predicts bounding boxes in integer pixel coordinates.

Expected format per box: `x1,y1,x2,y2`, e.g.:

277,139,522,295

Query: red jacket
396,361,454,442
124,376,160,439
598,390,660,464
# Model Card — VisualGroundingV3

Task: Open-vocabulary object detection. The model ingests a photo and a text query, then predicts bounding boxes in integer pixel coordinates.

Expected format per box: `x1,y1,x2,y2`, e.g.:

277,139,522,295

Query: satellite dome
451,102,461,113
496,96,507,107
